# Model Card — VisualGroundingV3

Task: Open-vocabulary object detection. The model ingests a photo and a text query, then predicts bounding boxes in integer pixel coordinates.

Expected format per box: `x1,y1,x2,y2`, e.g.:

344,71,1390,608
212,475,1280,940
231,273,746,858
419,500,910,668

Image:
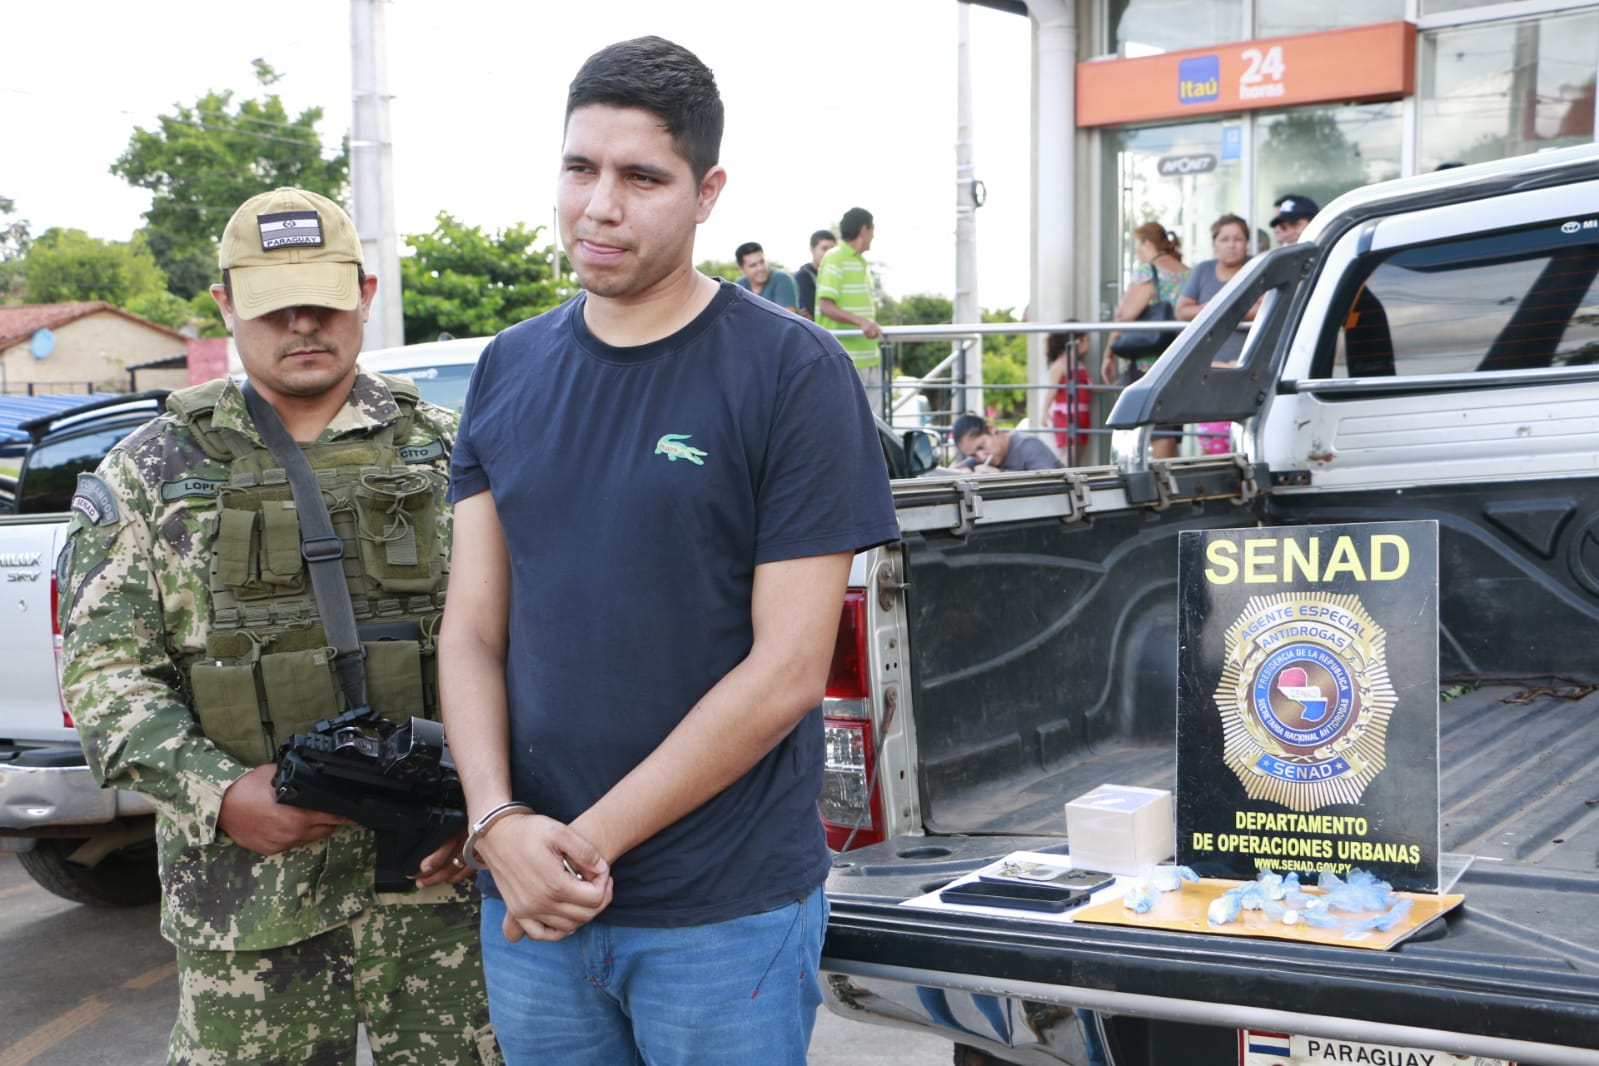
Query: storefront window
1255,102,1402,246
1255,0,1403,39
1110,0,1243,55
1420,0,1508,14
1099,119,1243,319
1419,11,1598,171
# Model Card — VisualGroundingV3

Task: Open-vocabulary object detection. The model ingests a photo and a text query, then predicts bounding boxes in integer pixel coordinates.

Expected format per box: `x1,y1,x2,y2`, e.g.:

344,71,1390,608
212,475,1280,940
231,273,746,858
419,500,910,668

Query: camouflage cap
219,188,363,319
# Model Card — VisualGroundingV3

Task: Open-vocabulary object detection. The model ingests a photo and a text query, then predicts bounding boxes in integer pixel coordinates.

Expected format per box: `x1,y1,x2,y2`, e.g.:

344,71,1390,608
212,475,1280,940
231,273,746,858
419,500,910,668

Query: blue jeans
480,887,827,1066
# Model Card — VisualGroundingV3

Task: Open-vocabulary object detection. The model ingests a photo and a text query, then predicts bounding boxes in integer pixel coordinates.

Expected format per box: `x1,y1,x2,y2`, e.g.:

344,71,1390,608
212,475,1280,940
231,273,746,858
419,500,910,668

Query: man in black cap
1270,194,1319,245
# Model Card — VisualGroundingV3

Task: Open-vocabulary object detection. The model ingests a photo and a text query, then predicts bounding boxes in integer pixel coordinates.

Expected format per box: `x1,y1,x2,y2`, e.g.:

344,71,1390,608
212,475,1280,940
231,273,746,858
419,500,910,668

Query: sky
5,1,1035,311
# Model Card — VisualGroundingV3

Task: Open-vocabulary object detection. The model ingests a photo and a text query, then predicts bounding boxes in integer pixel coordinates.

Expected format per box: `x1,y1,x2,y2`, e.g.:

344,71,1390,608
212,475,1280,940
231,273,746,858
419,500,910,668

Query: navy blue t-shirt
450,281,899,926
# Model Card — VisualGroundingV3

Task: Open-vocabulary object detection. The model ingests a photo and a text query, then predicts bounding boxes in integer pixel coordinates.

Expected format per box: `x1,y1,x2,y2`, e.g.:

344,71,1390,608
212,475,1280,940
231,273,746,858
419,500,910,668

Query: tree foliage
399,213,571,343
978,307,1029,423
0,196,30,303
0,195,30,262
111,62,347,300
696,258,742,283
878,292,954,382
23,228,169,307
874,295,1032,422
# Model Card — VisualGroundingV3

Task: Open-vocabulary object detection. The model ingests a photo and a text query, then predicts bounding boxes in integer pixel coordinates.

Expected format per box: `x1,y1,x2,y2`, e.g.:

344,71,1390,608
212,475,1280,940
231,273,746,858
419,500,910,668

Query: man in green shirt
815,206,884,413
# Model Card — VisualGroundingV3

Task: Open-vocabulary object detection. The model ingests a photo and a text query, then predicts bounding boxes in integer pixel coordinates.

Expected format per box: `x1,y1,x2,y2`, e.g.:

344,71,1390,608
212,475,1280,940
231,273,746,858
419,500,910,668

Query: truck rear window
1324,224,1599,378
16,425,137,515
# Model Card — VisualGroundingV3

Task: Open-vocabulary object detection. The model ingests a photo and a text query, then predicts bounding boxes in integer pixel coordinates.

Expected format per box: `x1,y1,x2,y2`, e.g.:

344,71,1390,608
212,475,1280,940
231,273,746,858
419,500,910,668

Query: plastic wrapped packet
1207,891,1242,926
1122,879,1156,913
1348,897,1414,933
1147,865,1198,893
1300,908,1345,929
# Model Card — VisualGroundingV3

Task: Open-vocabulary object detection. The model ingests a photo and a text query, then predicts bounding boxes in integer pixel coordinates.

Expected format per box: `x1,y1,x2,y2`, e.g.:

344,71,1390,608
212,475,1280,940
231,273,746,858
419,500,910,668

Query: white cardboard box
1065,784,1174,875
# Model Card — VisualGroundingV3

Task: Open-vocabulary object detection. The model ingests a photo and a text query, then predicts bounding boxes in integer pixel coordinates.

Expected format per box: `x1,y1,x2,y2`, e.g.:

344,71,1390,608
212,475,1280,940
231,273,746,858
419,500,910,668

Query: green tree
125,290,194,331
0,195,30,303
878,292,954,380
111,61,347,300
187,290,228,338
697,258,742,283
399,213,570,343
0,195,30,261
979,307,1028,423
23,228,169,307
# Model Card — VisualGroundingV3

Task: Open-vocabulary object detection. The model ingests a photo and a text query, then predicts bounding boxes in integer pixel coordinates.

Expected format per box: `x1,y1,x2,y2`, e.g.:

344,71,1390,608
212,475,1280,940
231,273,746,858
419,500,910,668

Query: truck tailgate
0,516,72,744
823,685,1599,1060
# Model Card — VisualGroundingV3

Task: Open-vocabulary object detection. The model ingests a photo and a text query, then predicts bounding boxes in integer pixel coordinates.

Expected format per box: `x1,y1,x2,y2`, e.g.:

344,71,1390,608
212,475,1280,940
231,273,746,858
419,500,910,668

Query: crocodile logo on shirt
654,433,707,466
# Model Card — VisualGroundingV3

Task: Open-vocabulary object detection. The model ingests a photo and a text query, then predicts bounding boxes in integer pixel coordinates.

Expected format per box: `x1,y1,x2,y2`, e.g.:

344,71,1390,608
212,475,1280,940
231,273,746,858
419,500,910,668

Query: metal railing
828,319,1208,467
0,381,101,397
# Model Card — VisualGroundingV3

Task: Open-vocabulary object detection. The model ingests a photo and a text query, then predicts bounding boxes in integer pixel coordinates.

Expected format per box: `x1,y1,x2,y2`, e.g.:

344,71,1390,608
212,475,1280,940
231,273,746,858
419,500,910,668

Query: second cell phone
938,880,1091,913
978,864,1115,894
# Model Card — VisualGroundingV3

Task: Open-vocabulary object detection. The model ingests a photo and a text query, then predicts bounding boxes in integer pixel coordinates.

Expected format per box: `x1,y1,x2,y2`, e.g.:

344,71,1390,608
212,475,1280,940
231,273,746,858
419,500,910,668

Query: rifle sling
240,382,368,711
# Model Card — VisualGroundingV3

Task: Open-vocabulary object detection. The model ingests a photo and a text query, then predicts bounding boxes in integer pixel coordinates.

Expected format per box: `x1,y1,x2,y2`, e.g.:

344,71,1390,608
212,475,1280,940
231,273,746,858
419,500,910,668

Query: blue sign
1178,56,1220,105
1221,125,1243,161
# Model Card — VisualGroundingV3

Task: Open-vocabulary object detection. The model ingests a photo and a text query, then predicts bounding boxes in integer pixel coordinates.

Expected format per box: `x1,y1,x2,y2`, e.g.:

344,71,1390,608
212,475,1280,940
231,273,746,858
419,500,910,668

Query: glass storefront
1418,10,1598,170
1256,0,1403,38
1109,0,1243,55
1254,102,1402,242
1098,119,1243,318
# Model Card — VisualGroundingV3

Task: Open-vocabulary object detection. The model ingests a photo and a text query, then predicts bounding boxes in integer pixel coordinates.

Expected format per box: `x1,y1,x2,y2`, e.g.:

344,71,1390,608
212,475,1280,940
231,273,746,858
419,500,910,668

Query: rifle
273,706,466,892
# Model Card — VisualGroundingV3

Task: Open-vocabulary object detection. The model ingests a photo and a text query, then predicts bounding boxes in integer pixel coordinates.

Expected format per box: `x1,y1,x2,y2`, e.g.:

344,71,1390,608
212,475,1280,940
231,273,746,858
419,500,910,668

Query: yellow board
1071,878,1463,951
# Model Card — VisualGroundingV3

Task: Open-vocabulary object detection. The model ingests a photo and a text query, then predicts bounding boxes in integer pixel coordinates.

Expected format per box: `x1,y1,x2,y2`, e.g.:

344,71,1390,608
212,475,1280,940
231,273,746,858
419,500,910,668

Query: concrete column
1027,0,1076,429
350,0,403,350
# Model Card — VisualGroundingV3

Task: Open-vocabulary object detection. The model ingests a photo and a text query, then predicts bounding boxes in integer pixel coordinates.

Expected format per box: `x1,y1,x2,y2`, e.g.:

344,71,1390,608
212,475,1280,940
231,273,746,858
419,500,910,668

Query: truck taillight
821,589,882,850
52,571,71,729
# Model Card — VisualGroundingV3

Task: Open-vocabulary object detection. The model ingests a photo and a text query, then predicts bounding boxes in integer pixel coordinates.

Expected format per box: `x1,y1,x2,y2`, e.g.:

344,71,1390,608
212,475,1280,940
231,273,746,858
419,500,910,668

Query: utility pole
350,0,403,349
955,3,985,418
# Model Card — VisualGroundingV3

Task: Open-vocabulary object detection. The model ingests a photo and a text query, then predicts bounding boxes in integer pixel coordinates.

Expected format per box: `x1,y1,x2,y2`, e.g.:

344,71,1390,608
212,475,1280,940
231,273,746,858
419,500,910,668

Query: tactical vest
171,378,450,766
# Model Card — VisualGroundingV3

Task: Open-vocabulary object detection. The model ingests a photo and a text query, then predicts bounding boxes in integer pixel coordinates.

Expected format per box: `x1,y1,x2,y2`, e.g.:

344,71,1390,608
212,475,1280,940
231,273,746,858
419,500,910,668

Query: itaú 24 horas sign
1077,21,1416,127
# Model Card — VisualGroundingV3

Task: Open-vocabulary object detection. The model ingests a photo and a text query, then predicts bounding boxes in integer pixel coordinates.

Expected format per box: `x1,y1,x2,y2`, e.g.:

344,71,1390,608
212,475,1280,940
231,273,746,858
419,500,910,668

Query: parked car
357,335,489,413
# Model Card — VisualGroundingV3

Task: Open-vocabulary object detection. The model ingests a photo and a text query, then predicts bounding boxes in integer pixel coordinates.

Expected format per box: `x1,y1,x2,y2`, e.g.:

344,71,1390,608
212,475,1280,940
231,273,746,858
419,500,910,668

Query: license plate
1239,1029,1514,1066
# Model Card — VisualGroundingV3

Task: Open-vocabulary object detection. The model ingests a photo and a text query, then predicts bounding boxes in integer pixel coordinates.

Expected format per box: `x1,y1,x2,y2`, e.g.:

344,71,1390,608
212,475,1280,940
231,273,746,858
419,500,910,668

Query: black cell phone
938,880,1090,913
978,863,1115,895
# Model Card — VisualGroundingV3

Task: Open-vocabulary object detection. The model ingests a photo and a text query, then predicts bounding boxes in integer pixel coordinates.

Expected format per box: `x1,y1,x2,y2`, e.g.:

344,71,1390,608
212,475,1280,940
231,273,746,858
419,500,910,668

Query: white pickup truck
0,393,170,904
818,144,1599,1065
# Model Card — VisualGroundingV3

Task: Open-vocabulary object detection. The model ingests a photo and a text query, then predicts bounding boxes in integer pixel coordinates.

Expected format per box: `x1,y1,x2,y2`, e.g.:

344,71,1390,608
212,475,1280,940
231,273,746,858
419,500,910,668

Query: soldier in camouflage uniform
57,188,499,1065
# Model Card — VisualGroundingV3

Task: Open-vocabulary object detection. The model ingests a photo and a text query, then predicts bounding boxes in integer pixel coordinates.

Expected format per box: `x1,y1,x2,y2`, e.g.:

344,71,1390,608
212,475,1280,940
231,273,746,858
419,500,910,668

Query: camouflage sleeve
412,399,460,556
57,447,246,848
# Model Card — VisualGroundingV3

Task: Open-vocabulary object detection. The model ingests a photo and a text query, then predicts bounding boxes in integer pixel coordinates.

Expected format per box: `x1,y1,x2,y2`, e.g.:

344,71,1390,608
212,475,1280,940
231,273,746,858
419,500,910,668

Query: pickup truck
817,143,1599,1066
0,392,170,905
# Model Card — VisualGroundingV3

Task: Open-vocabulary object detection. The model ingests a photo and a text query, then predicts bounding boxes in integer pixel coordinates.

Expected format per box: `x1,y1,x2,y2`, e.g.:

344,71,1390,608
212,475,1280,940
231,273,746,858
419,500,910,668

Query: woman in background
1179,213,1259,455
1104,221,1189,459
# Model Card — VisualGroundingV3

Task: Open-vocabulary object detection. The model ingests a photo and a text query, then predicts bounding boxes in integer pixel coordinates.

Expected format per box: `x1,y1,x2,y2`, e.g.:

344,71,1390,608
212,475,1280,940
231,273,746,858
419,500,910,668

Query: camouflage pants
170,898,501,1065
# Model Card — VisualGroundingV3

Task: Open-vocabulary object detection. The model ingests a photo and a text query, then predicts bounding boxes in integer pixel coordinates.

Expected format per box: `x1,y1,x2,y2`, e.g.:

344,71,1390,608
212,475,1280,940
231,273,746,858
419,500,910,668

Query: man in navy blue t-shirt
437,36,898,1066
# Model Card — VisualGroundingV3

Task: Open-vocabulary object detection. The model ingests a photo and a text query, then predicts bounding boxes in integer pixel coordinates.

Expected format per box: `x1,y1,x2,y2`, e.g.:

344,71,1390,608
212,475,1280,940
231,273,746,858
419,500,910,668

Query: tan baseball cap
218,187,364,319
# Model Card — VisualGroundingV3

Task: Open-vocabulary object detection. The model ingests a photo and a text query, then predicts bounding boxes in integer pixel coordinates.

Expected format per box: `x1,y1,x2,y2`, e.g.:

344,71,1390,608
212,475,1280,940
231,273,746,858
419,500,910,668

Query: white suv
357,336,491,414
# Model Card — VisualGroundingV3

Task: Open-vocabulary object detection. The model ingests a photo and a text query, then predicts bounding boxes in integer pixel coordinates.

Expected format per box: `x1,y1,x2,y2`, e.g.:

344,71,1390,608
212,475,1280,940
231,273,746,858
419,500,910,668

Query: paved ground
0,851,955,1065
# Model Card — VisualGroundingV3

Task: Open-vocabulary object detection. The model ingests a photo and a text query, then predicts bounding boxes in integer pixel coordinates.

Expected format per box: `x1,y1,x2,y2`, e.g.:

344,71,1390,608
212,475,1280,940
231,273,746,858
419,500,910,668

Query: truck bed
826,495,1599,1061
824,685,1599,1061
924,683,1599,877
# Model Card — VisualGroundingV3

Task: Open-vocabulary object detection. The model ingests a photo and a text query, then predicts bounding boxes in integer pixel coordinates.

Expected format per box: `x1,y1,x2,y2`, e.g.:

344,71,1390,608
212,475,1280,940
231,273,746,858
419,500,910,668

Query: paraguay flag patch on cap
257,210,325,249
